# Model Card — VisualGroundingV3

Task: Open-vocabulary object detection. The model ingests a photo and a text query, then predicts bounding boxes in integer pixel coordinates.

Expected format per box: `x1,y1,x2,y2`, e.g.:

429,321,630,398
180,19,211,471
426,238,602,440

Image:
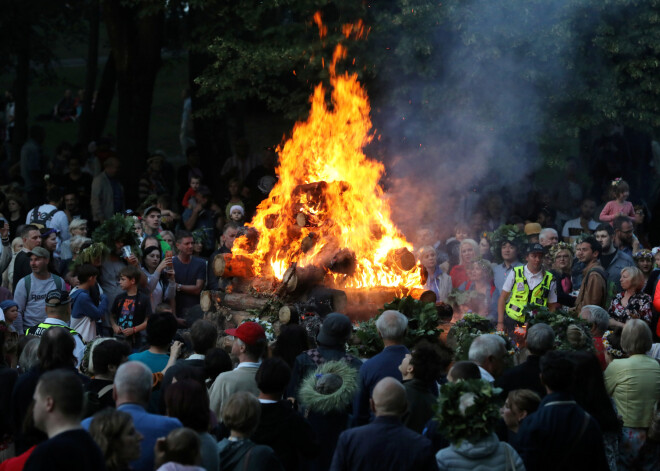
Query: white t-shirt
562,217,599,241
13,274,60,332
25,204,71,255
502,265,558,303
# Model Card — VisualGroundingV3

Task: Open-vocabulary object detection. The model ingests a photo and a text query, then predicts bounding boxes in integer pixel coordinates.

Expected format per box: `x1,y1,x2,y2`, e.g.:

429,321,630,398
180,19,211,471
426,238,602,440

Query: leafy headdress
490,224,526,264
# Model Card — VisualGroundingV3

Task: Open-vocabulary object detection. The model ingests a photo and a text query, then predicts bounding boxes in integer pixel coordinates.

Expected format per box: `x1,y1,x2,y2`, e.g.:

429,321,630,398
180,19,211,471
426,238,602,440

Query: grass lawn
1,56,188,164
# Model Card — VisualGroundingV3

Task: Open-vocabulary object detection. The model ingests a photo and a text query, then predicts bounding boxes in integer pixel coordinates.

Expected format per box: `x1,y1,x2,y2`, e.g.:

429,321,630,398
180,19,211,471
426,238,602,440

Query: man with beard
593,223,634,292
574,237,608,312
613,215,635,257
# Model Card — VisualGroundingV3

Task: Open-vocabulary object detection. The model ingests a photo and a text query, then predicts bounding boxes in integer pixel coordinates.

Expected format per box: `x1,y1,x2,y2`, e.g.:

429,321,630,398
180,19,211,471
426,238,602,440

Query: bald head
113,361,152,405
370,377,407,417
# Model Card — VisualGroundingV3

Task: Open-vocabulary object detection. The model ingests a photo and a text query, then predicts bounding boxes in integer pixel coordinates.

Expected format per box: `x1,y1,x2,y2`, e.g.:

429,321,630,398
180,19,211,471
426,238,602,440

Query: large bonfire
231,16,421,292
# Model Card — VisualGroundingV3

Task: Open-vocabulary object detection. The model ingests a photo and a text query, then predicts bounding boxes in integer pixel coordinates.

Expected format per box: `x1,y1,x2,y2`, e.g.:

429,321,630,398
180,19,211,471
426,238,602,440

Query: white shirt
40,317,86,368
478,365,495,383
502,264,558,303
562,217,599,240
25,204,70,255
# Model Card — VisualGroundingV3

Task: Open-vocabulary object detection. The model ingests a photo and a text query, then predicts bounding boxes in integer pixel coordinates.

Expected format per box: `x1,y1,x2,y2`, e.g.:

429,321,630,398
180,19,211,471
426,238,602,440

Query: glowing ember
232,16,421,290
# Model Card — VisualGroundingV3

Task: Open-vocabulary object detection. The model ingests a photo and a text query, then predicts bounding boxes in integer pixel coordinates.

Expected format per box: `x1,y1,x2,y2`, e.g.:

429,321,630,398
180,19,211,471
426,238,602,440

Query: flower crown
549,241,574,259
602,330,625,359
633,249,653,260
611,177,623,187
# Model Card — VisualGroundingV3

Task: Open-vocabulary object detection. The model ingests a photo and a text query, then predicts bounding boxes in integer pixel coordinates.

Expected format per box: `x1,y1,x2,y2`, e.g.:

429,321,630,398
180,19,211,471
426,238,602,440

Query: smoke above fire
366,0,587,241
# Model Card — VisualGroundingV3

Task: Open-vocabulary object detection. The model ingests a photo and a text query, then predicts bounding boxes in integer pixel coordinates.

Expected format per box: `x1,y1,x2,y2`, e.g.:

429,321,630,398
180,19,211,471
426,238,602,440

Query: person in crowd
153,427,205,471
172,230,205,326
26,188,69,253
496,322,554,397
287,313,362,399
602,328,626,365
608,266,652,329
614,215,636,257
3,236,23,290
574,236,608,312
500,389,541,440
435,379,525,471
82,361,182,471
450,238,479,289
331,377,436,471
497,243,559,333
0,299,19,332
110,265,152,349
515,351,608,470
182,186,215,253
84,338,131,416
478,232,493,262
59,218,87,262
128,312,178,373
443,222,470,268
209,321,267,417
223,178,246,221
6,194,26,238
12,224,42,292
524,222,542,244
271,324,309,368
399,340,450,433
207,222,240,291
91,157,124,223
181,172,202,210
569,351,621,471
62,155,93,213
164,379,218,471
138,153,169,202
0,322,18,462
141,206,171,253
562,197,599,242
600,178,635,223
141,245,175,312
20,125,46,208
251,357,319,471
468,334,508,383
634,249,654,288
23,370,105,471
89,408,143,471
419,245,452,303
14,247,65,334
549,242,576,308
458,259,499,323
539,227,559,248
218,391,284,471
353,310,408,425
70,264,108,343
490,227,524,291
62,189,91,224
605,320,660,469
40,227,61,274
204,348,233,389
594,222,635,292
25,289,85,367
579,305,610,369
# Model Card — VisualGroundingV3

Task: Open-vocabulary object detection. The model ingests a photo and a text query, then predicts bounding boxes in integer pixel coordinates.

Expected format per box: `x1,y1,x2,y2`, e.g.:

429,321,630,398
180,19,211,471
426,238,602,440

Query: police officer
26,289,85,367
497,243,559,332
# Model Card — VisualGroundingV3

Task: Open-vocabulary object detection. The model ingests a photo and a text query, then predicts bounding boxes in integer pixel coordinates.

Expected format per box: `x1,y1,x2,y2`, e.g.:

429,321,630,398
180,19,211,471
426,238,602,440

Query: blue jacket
513,392,609,471
353,345,409,425
330,416,437,471
83,403,182,471
71,287,108,322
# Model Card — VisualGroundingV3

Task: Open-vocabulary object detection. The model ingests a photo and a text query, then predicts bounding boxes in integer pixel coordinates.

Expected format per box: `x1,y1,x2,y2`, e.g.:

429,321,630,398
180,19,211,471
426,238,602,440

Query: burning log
385,248,417,272
279,287,348,324
221,293,272,311
280,265,327,294
344,303,380,322
213,253,255,278
326,248,357,276
300,233,317,253
200,290,223,313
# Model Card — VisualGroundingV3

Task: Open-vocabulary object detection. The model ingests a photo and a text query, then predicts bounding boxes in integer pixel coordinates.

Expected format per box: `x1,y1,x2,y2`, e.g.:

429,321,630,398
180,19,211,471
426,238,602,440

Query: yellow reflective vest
505,266,553,323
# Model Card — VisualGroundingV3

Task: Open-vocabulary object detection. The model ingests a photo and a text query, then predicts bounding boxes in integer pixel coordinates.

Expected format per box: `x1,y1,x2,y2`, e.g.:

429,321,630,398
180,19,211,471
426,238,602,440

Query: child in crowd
229,205,245,225
154,428,204,471
110,265,152,349
224,178,244,219
70,264,108,343
600,178,635,224
181,172,202,209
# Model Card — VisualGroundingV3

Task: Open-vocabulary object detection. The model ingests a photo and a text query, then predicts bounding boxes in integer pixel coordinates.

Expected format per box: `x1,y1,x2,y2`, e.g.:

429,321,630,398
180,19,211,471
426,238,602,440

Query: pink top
599,200,635,224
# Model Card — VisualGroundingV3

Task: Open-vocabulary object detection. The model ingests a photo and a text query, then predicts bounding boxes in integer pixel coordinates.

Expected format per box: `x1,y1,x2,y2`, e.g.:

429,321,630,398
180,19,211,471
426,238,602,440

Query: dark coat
402,378,437,434
494,354,545,398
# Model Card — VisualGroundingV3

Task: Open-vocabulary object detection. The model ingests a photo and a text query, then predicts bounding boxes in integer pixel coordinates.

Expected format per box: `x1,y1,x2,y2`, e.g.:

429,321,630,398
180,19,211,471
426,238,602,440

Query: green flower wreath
524,305,594,352
490,224,526,264
72,242,110,268
298,360,359,414
449,313,518,361
435,379,503,445
91,214,141,255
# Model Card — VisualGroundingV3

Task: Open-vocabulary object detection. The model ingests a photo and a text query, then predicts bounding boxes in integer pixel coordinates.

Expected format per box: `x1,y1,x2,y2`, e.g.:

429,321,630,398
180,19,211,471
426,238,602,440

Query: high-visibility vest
505,266,553,323
27,322,83,343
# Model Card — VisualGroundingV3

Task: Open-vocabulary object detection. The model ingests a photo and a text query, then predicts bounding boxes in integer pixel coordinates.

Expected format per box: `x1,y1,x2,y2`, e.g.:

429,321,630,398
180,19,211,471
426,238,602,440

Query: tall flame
232,17,421,290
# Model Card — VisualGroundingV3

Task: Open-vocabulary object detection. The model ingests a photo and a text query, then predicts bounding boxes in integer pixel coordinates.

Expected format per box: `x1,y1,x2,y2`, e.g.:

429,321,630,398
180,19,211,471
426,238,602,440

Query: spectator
172,231,205,326
594,222,635,292
435,379,525,471
446,361,481,382
154,428,205,471
128,312,178,373
84,338,131,416
82,361,182,471
579,305,610,369
271,324,309,368
490,226,524,291
23,370,105,471
6,193,26,240
89,409,143,471
495,322,554,397
331,377,436,471
614,215,635,257
26,187,70,255
515,351,609,471
209,321,267,417
70,264,108,343
562,197,599,243
252,357,319,471
539,227,558,247
59,218,88,262
182,186,215,254
141,206,171,253
110,265,152,349
217,392,284,471
141,245,175,312
500,389,541,439
468,334,508,383
633,249,654,289
608,266,652,329
549,242,576,308
207,222,239,291
604,319,660,469
353,310,408,425
14,247,65,334
574,236,608,312
12,224,42,292
20,125,46,208
458,259,499,323
449,238,479,289
91,157,124,223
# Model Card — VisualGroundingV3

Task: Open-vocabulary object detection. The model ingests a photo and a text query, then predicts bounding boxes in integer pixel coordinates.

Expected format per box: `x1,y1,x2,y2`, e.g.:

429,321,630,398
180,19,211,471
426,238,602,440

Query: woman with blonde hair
608,266,652,329
449,238,479,289
549,242,575,308
500,389,541,436
89,409,142,471
2,237,23,289
419,246,452,303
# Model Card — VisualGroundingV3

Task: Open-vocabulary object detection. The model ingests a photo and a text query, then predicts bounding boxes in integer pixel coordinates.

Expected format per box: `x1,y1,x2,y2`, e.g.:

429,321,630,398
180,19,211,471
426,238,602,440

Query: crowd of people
0,121,659,471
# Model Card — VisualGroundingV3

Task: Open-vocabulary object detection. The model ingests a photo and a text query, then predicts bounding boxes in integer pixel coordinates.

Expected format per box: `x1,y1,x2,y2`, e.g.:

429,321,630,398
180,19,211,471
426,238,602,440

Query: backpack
83,384,114,418
24,273,64,299
29,206,59,227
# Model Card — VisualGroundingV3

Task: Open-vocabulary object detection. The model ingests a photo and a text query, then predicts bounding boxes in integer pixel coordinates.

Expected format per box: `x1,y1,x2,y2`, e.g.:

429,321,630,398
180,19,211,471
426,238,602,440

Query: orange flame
232,16,421,291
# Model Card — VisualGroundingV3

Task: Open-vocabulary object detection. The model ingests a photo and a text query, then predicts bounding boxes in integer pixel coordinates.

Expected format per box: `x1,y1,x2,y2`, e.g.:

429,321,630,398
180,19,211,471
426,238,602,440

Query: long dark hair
569,351,620,433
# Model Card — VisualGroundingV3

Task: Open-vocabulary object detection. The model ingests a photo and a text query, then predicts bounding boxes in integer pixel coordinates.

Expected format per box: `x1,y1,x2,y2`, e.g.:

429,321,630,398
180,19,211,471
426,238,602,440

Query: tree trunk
11,15,30,163
91,54,116,140
78,0,99,146
103,0,164,205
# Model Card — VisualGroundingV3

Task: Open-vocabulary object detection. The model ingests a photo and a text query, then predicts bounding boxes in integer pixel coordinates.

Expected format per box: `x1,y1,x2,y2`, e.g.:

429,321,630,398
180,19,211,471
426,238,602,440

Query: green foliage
490,225,527,263
351,318,384,358
382,296,444,342
435,379,503,445
91,214,141,256
449,313,518,361
524,305,594,351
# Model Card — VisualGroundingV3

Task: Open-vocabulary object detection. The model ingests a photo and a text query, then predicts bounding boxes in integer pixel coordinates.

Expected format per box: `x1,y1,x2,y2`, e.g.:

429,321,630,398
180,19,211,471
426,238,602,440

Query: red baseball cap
225,322,266,345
